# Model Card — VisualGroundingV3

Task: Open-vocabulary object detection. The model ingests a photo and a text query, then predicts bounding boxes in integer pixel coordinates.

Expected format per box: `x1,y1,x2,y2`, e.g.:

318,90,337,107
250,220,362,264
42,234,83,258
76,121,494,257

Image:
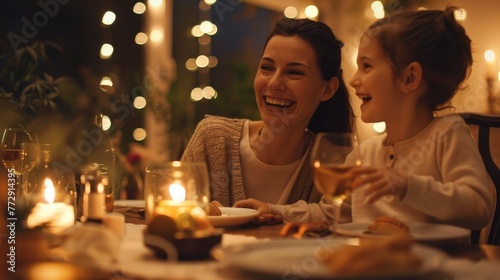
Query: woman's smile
264,96,295,109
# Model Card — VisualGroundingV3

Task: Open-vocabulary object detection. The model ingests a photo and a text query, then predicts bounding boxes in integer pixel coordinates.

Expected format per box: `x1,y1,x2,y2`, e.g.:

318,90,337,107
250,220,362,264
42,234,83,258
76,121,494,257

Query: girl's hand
233,198,270,214
351,166,408,203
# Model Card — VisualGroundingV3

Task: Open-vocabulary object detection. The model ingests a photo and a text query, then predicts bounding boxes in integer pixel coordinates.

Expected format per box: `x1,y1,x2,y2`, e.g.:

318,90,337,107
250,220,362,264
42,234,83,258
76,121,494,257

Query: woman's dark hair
264,18,354,134
367,6,473,111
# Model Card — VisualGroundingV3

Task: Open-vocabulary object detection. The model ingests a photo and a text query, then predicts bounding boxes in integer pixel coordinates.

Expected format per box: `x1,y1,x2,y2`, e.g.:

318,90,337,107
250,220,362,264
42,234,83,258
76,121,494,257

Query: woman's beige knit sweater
181,115,322,207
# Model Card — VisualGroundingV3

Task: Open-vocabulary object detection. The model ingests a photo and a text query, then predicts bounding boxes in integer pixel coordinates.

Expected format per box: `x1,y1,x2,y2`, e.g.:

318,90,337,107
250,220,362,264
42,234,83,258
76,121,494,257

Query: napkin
48,223,121,271
221,233,270,247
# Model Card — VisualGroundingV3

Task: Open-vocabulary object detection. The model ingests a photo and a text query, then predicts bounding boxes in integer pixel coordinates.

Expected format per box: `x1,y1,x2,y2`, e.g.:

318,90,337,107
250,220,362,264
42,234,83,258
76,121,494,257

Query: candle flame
169,183,186,202
44,178,55,204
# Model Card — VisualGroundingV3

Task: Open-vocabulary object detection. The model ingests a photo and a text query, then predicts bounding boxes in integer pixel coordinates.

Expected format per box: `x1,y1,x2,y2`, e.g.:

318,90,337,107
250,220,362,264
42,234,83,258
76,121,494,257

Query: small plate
212,239,445,279
207,207,259,228
114,200,146,208
334,222,470,243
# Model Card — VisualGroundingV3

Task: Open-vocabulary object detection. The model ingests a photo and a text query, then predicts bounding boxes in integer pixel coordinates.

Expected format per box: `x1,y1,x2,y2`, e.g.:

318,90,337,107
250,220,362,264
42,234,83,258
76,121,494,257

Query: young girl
348,6,494,230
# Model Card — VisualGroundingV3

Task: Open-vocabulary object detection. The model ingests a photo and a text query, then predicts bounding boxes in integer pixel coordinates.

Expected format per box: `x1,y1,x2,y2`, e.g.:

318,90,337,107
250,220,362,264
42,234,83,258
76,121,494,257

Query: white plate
212,239,445,279
334,222,470,243
114,200,146,208
207,207,258,228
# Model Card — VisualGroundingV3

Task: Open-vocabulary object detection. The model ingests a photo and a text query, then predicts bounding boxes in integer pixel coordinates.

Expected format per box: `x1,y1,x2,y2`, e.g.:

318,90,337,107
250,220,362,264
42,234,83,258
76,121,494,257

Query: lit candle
155,183,205,232
27,178,75,233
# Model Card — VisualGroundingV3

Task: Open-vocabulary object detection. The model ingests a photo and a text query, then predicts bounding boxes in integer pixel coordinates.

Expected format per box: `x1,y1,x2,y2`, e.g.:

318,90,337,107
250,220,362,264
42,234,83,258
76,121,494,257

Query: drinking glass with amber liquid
1,128,38,200
311,133,361,232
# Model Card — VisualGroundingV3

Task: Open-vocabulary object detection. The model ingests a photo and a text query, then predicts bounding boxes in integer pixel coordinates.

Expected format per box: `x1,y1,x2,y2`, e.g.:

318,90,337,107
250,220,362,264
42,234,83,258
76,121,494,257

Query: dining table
107,202,500,280
8,201,500,280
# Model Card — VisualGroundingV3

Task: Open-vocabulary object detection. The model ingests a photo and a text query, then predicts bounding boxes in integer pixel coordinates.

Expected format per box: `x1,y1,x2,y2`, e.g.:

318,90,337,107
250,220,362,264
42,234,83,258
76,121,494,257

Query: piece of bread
366,216,410,236
207,201,222,216
323,236,422,276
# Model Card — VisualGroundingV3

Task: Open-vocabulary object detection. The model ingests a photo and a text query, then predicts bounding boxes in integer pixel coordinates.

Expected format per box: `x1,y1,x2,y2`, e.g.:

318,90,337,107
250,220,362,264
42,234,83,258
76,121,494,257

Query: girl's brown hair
367,7,472,110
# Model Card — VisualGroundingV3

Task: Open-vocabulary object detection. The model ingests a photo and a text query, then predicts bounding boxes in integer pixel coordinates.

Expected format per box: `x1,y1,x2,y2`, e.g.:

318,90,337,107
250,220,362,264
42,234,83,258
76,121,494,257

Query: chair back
460,112,500,245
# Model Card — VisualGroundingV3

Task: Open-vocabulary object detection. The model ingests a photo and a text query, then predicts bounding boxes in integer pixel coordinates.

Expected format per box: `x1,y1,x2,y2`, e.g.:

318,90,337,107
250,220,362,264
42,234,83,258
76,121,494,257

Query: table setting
108,217,500,280
3,153,500,280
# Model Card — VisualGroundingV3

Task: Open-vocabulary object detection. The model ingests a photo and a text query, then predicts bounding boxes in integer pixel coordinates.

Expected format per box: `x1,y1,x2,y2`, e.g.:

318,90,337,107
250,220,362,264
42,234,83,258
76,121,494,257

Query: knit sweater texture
181,115,322,207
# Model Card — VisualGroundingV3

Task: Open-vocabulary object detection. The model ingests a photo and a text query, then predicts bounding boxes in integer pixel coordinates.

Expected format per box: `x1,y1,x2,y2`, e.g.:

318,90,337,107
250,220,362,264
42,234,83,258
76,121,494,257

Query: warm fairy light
133,96,147,109
133,128,147,141
102,115,112,131
150,29,163,42
204,0,216,5
169,183,186,202
485,50,495,63
284,6,298,18
304,5,318,18
102,11,116,25
202,86,217,99
44,178,55,203
133,2,146,14
149,0,162,7
185,58,197,71
100,76,113,87
135,32,148,45
206,24,217,36
208,56,218,68
371,1,383,12
371,1,385,19
99,76,115,94
200,20,213,34
191,88,203,101
100,44,114,59
191,25,204,37
196,55,209,68
373,122,386,133
374,10,385,19
198,35,211,45
454,8,467,21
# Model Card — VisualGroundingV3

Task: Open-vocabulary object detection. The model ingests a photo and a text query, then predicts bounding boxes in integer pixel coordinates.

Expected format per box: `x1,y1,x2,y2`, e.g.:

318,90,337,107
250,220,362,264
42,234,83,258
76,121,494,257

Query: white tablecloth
113,224,500,280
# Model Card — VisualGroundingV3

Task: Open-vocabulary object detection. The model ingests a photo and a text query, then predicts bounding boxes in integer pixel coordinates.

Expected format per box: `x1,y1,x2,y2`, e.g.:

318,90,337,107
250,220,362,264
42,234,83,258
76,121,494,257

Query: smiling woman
182,18,354,224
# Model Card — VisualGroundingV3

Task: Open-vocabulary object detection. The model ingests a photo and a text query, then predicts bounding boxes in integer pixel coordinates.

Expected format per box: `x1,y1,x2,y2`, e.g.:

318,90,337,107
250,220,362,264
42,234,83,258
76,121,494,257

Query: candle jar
144,161,221,260
25,144,76,233
145,161,210,224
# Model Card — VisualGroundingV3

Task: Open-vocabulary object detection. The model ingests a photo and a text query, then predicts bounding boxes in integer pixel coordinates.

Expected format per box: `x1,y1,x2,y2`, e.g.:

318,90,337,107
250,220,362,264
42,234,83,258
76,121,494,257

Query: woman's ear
321,77,339,101
402,62,423,92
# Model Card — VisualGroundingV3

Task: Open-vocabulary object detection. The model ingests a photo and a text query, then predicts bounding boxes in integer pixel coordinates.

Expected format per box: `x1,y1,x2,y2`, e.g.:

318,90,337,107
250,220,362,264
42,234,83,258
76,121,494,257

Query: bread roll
366,216,410,236
207,201,222,216
323,236,421,276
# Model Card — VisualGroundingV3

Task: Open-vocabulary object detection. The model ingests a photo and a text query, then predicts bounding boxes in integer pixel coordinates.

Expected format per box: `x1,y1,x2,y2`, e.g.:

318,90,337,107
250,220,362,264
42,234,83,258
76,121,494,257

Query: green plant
0,41,74,128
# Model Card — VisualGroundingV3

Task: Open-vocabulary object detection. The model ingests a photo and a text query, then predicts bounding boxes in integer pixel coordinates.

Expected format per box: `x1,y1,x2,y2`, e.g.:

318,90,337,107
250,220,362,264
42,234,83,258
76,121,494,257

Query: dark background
0,0,280,154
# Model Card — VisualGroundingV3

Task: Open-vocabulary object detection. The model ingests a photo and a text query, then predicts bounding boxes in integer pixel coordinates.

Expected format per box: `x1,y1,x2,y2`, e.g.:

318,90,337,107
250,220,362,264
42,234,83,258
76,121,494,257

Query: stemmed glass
0,128,38,200
311,133,361,232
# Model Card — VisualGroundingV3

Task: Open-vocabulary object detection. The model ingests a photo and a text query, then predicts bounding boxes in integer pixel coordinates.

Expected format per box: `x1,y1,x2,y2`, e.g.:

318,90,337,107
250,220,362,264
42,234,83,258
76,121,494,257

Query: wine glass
311,132,361,232
0,128,37,200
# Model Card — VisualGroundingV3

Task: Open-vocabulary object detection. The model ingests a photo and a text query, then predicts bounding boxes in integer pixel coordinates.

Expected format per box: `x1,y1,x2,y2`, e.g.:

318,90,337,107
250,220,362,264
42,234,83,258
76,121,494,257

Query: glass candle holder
145,161,210,227
144,161,220,260
26,144,76,233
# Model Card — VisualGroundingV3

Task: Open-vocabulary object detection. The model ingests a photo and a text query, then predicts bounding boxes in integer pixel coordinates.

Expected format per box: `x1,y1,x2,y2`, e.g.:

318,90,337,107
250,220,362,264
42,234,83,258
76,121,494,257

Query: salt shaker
81,172,106,224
